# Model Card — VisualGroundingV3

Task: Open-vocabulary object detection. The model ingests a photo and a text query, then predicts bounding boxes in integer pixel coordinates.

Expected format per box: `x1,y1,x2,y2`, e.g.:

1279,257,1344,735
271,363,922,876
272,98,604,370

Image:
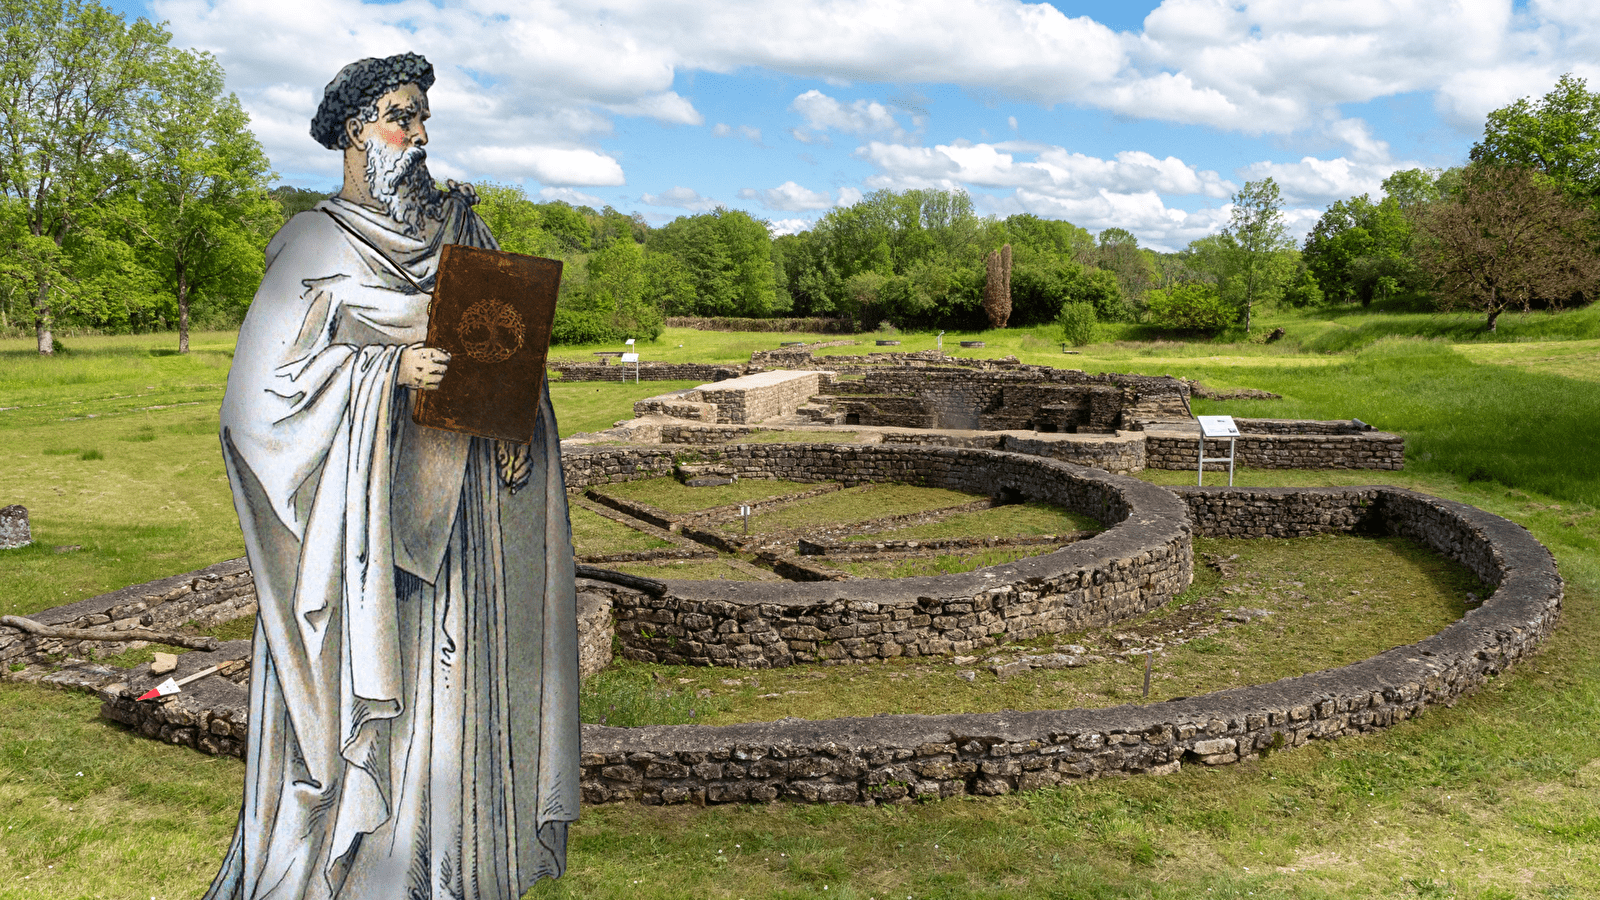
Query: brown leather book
413,244,562,443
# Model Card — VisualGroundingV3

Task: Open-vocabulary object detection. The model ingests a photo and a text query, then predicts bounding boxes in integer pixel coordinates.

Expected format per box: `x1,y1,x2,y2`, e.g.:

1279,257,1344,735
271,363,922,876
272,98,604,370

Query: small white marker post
740,505,751,534
1195,414,1239,486
621,351,639,384
937,331,945,353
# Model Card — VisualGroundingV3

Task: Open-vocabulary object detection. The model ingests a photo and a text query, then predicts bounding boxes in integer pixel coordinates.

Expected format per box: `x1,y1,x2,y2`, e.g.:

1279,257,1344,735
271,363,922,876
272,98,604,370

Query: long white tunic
204,195,578,900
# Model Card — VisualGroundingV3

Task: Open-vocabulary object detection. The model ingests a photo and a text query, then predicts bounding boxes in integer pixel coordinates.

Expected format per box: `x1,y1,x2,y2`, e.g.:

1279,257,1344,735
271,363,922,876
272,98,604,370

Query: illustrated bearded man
205,53,578,900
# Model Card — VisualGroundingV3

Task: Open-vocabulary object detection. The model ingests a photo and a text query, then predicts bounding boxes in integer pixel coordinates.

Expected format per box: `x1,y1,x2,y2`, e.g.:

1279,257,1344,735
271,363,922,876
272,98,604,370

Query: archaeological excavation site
2,344,1561,808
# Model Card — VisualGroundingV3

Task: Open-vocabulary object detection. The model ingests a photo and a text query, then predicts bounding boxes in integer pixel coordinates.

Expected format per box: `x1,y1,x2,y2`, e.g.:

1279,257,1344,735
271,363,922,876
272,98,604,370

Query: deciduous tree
122,45,275,352
1302,194,1424,306
1415,164,1600,331
0,0,168,353
1223,177,1291,332
1472,73,1600,208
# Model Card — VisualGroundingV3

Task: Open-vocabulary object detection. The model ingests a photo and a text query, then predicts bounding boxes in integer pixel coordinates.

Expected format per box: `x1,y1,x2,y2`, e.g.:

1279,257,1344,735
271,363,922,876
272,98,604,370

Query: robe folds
205,195,578,900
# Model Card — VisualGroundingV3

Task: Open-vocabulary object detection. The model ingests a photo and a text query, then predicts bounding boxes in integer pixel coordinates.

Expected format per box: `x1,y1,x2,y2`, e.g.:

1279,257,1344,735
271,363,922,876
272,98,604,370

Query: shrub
551,306,620,346
1145,282,1239,334
1056,301,1096,346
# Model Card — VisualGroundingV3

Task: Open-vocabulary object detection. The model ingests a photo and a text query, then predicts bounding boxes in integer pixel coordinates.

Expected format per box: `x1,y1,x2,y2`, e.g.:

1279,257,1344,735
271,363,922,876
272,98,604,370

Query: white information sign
620,352,639,363
1195,415,1239,486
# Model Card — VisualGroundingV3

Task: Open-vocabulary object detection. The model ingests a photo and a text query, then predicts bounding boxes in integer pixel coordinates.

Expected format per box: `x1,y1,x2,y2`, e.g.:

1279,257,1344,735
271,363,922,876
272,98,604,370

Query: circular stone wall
575,480,1561,806
10,445,1560,805
562,443,1194,668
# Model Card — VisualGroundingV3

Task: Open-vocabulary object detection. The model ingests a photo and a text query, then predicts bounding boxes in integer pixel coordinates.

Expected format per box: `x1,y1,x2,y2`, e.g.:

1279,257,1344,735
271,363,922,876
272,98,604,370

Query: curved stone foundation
566,443,1192,668
6,441,1559,806
577,486,1560,805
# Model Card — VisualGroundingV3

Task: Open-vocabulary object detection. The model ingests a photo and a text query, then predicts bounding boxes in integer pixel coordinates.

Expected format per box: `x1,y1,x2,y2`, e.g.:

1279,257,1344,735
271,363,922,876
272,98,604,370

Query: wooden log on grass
574,564,669,596
1,615,221,652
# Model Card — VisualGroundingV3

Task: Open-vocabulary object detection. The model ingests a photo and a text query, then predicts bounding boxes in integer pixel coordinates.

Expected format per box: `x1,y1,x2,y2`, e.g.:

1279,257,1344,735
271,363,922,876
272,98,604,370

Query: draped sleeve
220,211,413,778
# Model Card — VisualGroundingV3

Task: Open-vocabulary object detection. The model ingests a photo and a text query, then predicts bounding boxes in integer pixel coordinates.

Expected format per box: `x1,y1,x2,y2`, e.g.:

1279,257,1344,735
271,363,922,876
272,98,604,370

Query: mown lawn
2,317,1599,899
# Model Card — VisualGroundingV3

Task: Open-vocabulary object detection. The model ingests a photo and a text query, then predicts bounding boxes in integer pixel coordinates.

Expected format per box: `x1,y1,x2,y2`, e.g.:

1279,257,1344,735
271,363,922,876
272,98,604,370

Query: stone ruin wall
588,444,1193,669
6,441,1561,808
695,372,831,425
579,484,1560,806
0,558,258,673
1145,429,1405,472
550,361,753,383
816,367,1190,434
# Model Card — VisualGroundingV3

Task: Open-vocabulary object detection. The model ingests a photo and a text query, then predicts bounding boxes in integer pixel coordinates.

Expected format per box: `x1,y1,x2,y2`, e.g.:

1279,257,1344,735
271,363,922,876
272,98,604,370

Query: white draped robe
204,195,578,900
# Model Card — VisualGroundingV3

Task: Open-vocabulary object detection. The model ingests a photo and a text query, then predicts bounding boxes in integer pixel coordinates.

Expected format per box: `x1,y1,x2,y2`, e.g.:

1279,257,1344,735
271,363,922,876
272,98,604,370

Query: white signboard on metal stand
621,351,640,383
1196,415,1239,486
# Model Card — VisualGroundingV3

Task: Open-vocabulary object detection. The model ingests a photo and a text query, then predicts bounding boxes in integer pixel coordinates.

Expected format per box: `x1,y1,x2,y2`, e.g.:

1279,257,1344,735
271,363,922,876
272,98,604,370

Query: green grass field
3,311,1600,899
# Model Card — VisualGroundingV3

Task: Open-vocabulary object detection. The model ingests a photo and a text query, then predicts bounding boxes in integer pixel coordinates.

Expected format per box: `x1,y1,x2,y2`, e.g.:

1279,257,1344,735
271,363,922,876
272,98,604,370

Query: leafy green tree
555,234,662,345
1415,163,1600,331
1223,177,1291,332
1056,300,1095,346
642,251,694,316
585,205,649,249
1093,227,1156,308
1007,252,1126,327
121,45,275,351
268,185,330,223
648,212,732,314
1059,265,1126,323
1145,282,1237,333
1301,194,1423,306
474,183,554,257
812,188,980,281
1471,73,1600,208
771,229,838,317
1380,168,1442,212
1280,260,1324,308
1002,213,1095,261
0,0,169,353
535,200,591,253
647,208,777,318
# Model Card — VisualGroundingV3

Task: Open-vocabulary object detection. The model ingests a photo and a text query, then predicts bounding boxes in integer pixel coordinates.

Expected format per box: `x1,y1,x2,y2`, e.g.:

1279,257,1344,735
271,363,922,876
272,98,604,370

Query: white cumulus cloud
852,138,1352,250
767,217,812,236
790,90,909,142
157,0,1600,190
539,186,605,207
640,186,722,212
456,146,626,186
738,181,834,211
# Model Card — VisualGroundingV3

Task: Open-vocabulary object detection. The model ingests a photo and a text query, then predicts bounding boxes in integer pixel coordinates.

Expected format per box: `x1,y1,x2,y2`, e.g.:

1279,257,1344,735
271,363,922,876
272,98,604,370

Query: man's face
347,82,443,234
351,83,429,151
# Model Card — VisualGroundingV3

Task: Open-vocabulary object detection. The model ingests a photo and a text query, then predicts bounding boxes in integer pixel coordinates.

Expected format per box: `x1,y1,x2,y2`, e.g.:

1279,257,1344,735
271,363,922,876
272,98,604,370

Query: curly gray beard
363,137,446,237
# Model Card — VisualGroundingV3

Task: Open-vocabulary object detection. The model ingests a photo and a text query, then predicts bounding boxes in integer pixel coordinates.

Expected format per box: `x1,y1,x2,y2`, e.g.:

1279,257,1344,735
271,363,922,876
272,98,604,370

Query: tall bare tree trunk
1243,269,1255,333
177,266,190,354
34,282,53,356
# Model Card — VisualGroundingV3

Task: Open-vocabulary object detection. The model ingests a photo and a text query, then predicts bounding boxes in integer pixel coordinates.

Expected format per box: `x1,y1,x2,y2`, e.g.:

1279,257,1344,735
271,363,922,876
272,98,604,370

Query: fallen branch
1,615,221,652
574,564,668,596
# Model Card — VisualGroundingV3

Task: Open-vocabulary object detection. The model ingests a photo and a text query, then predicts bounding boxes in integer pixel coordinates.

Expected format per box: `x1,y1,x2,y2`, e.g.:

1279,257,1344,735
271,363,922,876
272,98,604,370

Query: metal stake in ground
740,505,751,534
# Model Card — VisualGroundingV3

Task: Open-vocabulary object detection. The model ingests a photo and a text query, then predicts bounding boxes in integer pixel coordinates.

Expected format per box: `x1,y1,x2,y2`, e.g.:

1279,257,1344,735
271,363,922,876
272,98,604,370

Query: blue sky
105,0,1600,250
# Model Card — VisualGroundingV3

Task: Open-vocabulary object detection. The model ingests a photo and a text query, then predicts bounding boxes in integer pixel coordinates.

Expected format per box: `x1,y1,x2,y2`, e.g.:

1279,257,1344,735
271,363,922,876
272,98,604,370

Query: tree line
0,0,280,354
7,0,1596,355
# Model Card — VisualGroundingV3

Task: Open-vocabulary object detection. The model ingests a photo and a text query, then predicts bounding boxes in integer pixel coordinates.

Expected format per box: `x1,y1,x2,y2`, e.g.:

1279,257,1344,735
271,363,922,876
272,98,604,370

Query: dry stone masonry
578,484,1559,805
0,504,30,549
1145,419,1404,471
632,370,834,425
5,445,1560,804
591,350,1404,474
